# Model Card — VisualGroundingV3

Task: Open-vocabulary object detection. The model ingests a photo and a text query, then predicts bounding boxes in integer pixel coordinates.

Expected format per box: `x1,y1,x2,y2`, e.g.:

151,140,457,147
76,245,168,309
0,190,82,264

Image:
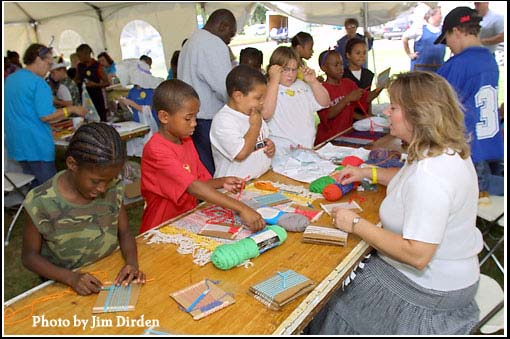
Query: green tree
251,3,267,24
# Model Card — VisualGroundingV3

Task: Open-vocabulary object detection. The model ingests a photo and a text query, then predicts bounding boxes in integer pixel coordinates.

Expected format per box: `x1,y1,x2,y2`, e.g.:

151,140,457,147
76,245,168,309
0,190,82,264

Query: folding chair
4,172,35,245
471,274,505,334
477,195,505,274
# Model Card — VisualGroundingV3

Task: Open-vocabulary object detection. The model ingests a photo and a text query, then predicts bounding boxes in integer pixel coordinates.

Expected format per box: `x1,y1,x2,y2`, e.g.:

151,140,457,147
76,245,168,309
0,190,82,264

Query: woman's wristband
371,167,378,184
63,107,70,118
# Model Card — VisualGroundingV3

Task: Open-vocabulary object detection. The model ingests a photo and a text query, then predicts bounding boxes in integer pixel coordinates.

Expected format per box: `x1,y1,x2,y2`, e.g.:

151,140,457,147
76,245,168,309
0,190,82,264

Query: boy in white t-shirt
262,46,329,162
210,65,275,179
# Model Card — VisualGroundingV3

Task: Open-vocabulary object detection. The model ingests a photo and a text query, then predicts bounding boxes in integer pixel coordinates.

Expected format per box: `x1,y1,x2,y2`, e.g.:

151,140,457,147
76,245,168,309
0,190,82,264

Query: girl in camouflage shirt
22,123,145,295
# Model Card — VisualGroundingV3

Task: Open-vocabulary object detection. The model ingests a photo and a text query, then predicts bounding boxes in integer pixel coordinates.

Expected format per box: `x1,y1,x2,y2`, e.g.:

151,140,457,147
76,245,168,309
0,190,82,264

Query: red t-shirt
315,79,368,145
139,133,211,234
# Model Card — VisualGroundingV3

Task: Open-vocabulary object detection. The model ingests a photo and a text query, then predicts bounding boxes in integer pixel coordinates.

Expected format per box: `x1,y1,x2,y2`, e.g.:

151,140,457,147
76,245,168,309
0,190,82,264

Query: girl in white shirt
307,71,483,335
262,46,329,162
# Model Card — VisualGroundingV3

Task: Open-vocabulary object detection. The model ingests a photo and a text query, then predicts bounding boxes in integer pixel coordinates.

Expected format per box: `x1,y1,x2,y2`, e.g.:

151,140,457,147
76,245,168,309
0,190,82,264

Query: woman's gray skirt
307,253,480,335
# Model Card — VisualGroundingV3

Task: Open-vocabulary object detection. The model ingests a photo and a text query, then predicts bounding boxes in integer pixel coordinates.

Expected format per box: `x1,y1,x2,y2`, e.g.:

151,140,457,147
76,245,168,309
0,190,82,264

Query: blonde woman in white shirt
307,71,483,335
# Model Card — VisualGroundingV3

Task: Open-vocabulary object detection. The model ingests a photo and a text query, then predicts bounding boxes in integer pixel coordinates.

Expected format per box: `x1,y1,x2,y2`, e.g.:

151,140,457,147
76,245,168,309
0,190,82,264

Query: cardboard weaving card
376,67,391,89
92,283,141,313
249,270,314,310
252,192,291,207
170,279,235,320
303,225,348,246
198,223,242,240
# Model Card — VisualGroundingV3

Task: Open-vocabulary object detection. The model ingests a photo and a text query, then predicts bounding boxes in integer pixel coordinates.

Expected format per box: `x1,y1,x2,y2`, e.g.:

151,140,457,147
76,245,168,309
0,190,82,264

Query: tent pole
364,2,379,104
87,3,108,52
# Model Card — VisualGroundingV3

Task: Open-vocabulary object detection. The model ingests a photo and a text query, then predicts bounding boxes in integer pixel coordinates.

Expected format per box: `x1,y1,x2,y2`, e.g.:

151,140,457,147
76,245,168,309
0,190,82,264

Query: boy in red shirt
139,79,266,234
314,50,367,145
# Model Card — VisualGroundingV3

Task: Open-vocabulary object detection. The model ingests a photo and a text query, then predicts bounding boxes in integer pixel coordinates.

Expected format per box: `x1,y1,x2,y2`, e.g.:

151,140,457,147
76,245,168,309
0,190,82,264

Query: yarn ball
341,155,364,167
323,183,342,201
335,182,355,196
277,213,310,232
310,176,336,193
365,148,404,168
211,225,287,270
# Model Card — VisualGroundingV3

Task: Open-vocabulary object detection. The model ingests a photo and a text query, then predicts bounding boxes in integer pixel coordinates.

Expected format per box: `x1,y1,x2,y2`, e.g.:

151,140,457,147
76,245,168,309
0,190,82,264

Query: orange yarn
254,181,278,192
4,270,152,325
323,184,342,201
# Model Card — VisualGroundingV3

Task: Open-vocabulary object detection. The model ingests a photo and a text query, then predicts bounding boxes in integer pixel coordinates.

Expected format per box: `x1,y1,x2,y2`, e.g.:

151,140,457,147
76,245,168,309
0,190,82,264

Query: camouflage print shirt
23,171,124,270
61,77,81,106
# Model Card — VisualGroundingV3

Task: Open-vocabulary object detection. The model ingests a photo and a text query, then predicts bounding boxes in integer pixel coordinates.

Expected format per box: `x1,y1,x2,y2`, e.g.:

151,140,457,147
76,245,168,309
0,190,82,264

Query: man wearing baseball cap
435,7,503,201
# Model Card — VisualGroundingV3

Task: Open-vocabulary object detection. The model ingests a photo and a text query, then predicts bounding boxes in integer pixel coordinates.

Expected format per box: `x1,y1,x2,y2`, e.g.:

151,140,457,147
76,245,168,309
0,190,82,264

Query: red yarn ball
323,183,343,201
341,155,364,167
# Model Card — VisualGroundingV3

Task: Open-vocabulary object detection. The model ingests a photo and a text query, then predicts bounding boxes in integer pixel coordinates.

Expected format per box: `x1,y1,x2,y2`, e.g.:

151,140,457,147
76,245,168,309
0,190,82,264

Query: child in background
121,56,164,126
314,50,367,145
210,65,275,179
343,38,384,120
166,50,180,80
262,46,329,159
290,32,315,80
75,44,109,121
140,79,266,234
22,123,145,295
67,52,80,81
239,47,264,73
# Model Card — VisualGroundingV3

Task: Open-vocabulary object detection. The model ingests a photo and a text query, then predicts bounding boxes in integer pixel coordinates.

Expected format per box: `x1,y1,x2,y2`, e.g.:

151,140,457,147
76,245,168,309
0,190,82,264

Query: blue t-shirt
437,46,503,163
105,62,117,75
5,69,56,161
126,86,159,126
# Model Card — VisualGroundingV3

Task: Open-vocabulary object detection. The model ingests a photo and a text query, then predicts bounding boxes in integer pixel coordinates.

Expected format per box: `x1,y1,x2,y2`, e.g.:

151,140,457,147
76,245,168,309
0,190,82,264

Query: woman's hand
331,208,360,233
332,165,368,185
72,106,88,117
114,264,146,286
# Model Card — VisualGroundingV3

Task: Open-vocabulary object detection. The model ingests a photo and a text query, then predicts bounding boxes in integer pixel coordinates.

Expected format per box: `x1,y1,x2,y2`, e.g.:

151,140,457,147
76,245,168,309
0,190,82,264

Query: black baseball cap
434,7,482,44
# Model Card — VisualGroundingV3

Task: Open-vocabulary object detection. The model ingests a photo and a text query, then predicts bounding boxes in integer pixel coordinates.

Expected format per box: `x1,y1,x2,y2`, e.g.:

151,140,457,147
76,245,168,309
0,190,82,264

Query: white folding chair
477,195,505,274
472,274,505,334
4,172,35,245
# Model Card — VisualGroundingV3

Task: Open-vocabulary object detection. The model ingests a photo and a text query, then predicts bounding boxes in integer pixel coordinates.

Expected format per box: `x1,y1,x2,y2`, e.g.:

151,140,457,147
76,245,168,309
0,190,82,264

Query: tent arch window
58,30,85,62
120,20,167,79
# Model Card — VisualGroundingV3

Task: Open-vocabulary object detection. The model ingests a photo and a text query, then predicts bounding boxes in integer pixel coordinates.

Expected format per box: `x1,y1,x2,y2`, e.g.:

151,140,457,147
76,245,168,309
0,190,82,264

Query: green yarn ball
211,225,287,270
309,176,336,193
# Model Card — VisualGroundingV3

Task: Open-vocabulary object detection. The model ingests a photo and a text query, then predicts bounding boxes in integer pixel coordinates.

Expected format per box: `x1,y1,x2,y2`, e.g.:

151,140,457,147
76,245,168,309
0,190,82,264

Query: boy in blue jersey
435,7,503,199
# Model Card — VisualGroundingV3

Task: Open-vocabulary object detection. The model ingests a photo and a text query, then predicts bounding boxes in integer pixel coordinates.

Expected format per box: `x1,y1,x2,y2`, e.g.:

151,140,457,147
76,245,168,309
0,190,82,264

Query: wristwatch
351,216,361,233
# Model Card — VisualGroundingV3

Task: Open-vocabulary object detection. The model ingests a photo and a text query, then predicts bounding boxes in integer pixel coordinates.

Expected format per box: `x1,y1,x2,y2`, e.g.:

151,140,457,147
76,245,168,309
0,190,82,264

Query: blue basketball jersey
437,46,503,163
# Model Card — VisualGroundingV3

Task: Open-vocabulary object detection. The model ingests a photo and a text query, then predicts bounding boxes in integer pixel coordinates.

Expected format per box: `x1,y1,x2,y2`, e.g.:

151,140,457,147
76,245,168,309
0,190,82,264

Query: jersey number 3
475,85,499,140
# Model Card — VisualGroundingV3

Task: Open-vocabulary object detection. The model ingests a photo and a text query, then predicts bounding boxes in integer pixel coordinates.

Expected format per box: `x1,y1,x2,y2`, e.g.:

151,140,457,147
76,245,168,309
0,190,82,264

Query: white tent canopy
3,1,431,70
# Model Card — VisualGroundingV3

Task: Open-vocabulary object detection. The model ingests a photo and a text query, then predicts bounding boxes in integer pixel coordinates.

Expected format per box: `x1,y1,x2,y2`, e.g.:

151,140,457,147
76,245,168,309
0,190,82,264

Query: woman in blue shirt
5,44,87,187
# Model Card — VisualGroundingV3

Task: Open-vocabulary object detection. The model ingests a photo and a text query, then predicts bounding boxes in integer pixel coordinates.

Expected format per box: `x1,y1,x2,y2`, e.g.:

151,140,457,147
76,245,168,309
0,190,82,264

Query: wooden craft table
54,121,150,148
4,133,402,335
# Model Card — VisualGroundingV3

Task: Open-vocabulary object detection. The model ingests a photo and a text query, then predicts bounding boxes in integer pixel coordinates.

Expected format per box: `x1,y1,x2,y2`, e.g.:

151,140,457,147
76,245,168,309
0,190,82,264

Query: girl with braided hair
22,122,145,295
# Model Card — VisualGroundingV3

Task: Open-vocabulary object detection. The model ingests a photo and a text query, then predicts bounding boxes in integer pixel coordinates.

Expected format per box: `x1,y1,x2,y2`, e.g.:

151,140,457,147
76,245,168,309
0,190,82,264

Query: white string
236,259,254,268
144,230,212,266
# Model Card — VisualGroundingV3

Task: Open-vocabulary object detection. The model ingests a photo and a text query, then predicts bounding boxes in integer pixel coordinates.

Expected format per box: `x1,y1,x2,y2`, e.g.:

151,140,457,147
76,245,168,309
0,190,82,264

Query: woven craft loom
170,279,235,320
92,283,141,313
249,270,314,310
